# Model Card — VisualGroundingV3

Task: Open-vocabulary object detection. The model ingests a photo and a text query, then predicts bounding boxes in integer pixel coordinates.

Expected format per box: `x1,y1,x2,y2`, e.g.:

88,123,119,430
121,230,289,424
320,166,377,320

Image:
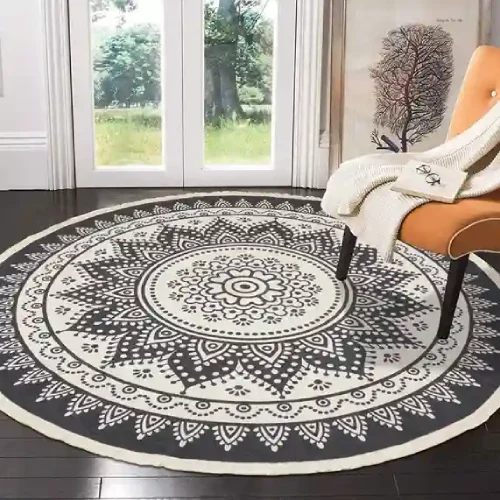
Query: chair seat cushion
398,189,500,258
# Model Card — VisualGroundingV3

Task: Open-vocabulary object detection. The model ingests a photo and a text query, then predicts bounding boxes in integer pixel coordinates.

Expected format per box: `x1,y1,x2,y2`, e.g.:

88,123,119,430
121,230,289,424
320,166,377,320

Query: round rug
1,192,500,475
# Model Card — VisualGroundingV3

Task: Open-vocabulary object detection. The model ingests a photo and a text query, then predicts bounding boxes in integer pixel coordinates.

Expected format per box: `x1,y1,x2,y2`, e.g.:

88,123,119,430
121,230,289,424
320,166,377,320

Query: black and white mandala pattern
1,193,500,474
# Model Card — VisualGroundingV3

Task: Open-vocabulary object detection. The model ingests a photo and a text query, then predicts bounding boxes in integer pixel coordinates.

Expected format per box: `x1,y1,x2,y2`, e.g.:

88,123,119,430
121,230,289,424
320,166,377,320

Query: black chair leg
336,226,357,281
437,254,470,340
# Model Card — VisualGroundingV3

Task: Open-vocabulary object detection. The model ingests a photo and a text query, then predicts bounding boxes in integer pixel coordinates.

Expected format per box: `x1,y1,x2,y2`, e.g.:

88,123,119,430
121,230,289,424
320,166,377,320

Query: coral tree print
370,24,454,153
342,0,484,162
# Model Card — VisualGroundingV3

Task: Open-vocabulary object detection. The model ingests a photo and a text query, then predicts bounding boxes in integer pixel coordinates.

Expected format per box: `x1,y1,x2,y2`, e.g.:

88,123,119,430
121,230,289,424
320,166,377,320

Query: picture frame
329,0,493,172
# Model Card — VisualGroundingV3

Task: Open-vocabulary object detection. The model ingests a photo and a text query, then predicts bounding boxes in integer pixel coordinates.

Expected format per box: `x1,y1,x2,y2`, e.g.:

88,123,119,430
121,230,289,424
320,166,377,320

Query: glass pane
204,0,275,165
90,0,163,166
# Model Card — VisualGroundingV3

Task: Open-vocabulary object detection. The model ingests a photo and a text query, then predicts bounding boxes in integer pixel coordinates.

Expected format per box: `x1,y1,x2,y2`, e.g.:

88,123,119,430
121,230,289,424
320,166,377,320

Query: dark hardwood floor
0,188,499,500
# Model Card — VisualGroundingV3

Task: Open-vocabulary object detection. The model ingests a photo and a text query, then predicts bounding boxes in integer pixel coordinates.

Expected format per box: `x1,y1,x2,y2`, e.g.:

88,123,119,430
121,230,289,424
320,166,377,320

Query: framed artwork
330,0,492,169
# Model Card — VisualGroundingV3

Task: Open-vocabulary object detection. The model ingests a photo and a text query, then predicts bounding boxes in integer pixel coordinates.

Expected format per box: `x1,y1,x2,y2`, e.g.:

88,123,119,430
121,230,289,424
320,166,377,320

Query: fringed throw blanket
321,102,500,262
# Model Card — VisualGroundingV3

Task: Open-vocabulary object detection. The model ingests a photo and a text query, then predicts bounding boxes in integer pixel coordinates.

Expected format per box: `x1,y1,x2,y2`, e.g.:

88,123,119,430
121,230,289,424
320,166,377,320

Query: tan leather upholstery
399,45,500,258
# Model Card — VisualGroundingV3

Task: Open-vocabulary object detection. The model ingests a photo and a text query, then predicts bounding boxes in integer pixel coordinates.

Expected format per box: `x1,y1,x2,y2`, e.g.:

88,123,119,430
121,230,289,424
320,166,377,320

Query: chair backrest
448,45,500,140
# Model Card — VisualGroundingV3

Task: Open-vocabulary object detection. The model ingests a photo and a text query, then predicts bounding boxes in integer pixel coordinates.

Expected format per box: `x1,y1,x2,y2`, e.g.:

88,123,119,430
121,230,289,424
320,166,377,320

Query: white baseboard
0,133,49,190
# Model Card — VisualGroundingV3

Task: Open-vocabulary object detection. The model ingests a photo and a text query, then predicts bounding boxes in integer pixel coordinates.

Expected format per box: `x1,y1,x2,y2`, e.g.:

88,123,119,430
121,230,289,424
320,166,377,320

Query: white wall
1,1,500,190
0,0,49,189
493,0,500,46
0,1,47,133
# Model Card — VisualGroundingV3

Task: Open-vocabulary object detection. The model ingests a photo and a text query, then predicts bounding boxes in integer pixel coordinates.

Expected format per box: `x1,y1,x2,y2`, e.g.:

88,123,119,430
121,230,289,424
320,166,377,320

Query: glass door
69,0,297,188
183,0,297,186
69,0,184,187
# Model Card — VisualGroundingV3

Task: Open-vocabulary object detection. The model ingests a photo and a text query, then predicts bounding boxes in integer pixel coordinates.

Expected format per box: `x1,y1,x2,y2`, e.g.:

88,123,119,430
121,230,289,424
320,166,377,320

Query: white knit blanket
321,101,500,262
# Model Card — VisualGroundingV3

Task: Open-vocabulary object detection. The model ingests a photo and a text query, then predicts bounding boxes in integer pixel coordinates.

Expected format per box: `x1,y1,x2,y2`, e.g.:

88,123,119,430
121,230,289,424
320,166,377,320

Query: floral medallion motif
0,193,499,475
170,253,322,325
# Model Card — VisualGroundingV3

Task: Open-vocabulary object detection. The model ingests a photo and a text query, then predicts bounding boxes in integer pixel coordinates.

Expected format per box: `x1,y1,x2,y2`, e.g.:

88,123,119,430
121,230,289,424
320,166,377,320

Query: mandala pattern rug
1,193,500,475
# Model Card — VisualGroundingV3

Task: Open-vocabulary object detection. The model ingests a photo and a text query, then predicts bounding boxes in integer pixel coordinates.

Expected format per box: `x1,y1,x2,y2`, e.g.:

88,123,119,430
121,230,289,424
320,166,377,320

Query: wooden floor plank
100,474,397,499
100,477,249,499
395,471,500,495
0,420,45,439
0,478,101,499
0,457,202,478
0,438,93,458
486,410,500,432
363,427,500,474
374,450,500,473
277,496,500,500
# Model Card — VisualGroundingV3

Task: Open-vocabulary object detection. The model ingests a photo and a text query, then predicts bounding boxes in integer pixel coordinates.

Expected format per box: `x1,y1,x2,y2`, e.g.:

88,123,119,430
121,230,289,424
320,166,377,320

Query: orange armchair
336,45,500,340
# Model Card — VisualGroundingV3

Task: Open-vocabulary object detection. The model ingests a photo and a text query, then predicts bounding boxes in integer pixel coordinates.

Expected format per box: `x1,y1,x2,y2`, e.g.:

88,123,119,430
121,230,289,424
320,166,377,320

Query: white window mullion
272,0,297,183
163,0,185,184
68,0,96,187
181,0,205,184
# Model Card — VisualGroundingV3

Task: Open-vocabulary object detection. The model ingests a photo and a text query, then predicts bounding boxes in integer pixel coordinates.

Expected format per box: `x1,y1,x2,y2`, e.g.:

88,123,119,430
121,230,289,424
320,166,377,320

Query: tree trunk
400,131,408,153
205,47,225,121
217,42,242,118
205,0,243,122
400,112,412,153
